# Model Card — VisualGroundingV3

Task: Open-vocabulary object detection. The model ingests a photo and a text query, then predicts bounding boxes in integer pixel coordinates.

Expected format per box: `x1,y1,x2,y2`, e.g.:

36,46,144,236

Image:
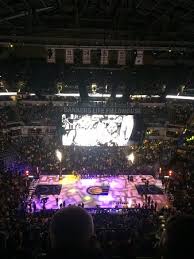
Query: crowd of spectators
0,100,194,258
143,106,167,126
65,146,131,172
0,169,193,259
0,171,30,258
10,136,61,172
167,103,194,125
0,142,192,259
17,104,63,126
8,135,177,175
1,98,194,128
1,61,194,258
0,107,8,129
136,140,176,165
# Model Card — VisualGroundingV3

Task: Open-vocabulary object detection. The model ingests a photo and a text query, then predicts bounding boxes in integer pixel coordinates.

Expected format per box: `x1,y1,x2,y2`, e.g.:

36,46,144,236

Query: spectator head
160,215,194,259
0,232,6,250
50,206,94,251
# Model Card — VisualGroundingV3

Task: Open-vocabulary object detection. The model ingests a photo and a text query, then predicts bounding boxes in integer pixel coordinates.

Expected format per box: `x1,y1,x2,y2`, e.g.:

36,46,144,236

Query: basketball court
30,174,169,210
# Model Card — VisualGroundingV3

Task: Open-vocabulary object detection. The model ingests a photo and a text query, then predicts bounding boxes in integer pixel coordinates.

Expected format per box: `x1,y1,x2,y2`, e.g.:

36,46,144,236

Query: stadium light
55,93,123,98
131,95,160,98
56,149,62,179
0,92,17,96
166,95,194,100
55,93,80,97
0,92,35,96
89,93,123,98
127,152,135,164
91,83,97,94
88,93,109,97
55,149,62,162
168,170,173,177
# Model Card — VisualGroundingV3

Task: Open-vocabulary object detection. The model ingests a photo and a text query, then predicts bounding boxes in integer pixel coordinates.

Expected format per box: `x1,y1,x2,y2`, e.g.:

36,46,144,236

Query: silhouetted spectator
56,197,58,206
32,201,36,212
49,206,100,258
160,215,194,259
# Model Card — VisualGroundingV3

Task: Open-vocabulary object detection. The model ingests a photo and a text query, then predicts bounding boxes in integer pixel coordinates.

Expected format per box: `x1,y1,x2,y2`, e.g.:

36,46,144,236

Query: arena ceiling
0,0,194,48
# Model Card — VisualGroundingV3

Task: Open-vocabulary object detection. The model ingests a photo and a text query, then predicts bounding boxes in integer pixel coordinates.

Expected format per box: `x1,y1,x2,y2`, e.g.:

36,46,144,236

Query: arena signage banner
117,50,126,65
100,49,109,65
46,48,56,63
135,50,144,65
65,48,74,64
82,49,91,64
63,106,141,115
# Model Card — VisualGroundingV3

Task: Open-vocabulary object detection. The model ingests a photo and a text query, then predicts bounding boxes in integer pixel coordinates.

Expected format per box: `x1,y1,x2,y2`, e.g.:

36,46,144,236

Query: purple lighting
30,175,168,210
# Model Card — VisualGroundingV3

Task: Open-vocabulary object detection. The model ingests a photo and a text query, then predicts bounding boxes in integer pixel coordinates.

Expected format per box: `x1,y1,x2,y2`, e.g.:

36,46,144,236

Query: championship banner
117,50,126,65
47,48,56,63
65,48,74,64
135,50,144,65
100,49,109,65
82,49,91,64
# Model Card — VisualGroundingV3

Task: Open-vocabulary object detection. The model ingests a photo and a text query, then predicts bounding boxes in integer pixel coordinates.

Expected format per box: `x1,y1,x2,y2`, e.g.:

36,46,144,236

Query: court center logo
87,186,110,195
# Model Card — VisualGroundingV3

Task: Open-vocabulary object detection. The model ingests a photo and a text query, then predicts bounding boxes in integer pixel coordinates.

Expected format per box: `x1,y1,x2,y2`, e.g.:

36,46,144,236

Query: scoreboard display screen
62,114,135,146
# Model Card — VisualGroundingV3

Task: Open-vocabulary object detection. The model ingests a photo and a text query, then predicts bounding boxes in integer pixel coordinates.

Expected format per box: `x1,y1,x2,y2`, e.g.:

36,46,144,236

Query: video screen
62,114,135,146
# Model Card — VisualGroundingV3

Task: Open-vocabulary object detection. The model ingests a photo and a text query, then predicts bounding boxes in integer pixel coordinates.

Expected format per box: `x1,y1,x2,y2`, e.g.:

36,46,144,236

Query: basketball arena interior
0,1,194,258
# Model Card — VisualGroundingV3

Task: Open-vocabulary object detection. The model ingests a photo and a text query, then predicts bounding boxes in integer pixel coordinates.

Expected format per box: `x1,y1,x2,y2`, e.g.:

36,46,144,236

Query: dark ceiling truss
39,0,47,8
0,6,54,24
0,0,194,45
21,0,31,9
0,0,14,14
0,37,193,52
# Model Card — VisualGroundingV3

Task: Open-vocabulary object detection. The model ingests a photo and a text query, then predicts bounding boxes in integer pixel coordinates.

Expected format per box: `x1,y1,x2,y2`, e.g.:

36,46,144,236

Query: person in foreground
48,206,103,259
160,215,194,259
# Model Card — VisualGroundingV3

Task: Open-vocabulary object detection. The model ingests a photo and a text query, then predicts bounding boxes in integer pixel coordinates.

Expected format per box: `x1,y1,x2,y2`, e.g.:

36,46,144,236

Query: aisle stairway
29,179,38,197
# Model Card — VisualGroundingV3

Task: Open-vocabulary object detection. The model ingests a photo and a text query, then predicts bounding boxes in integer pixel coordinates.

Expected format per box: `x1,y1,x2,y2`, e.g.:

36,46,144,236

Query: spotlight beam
56,149,62,162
